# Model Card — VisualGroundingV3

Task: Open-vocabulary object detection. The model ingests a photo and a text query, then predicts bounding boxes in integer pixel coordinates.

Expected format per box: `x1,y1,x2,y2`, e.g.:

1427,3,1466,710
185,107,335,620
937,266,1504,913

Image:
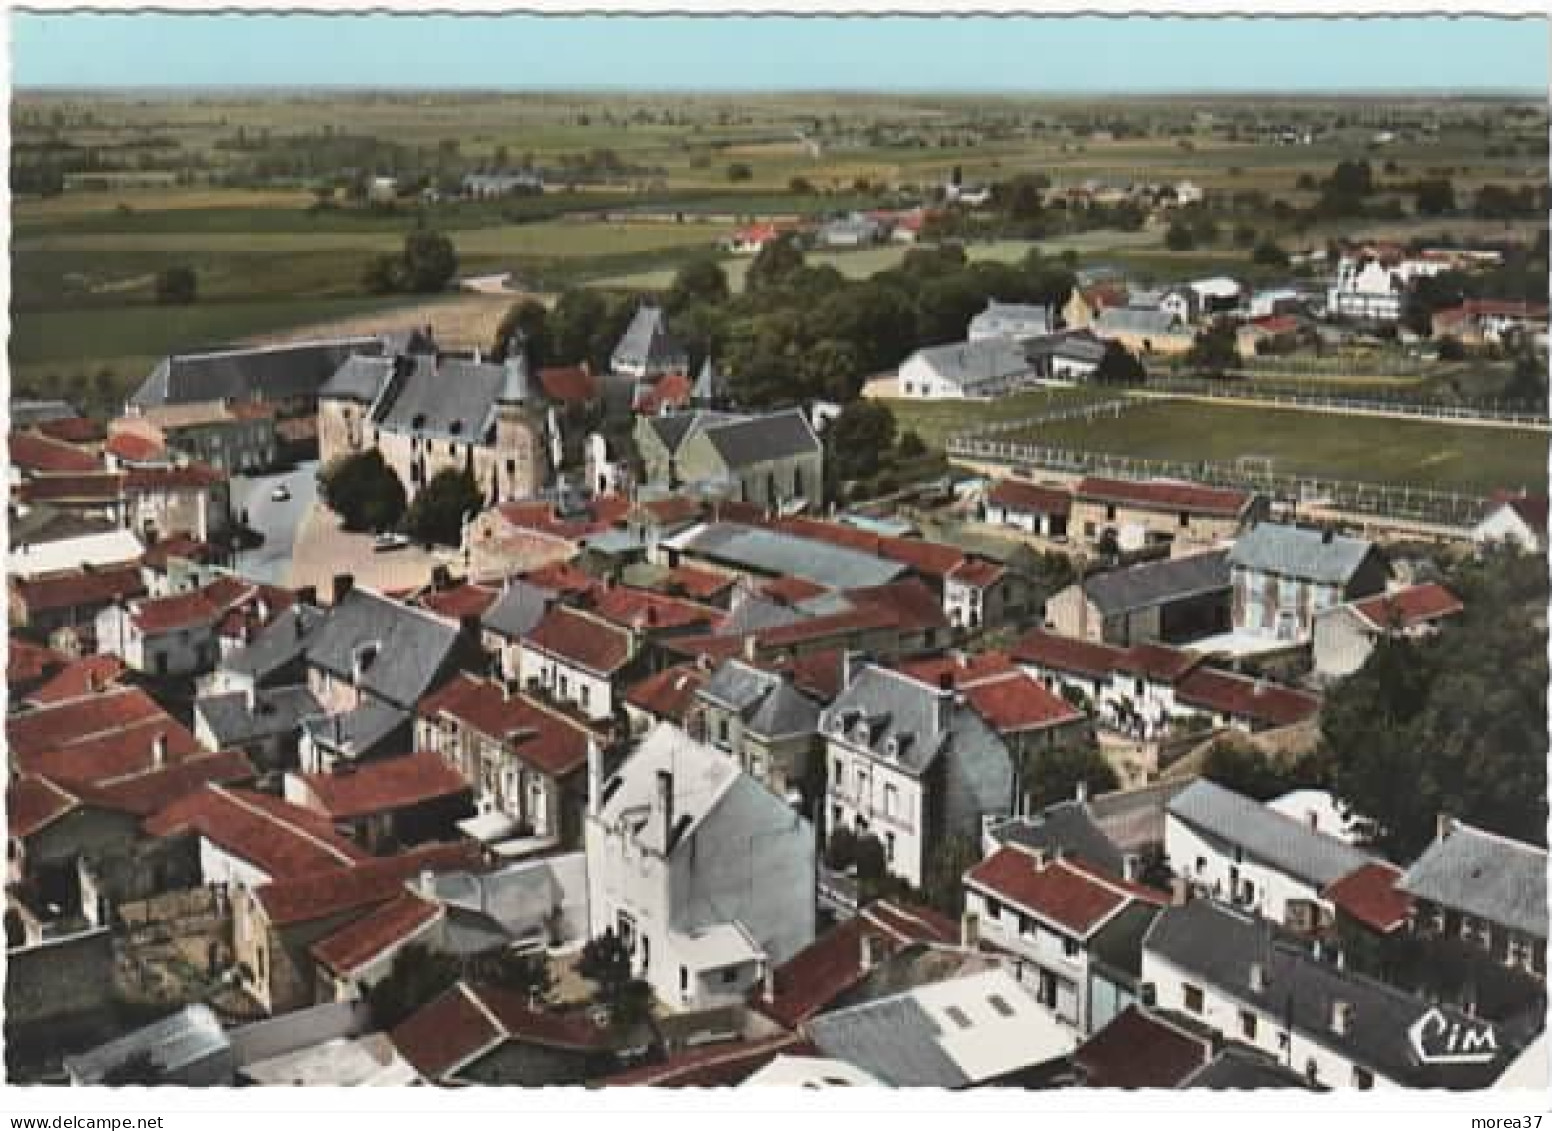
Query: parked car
373,532,410,553
269,484,291,502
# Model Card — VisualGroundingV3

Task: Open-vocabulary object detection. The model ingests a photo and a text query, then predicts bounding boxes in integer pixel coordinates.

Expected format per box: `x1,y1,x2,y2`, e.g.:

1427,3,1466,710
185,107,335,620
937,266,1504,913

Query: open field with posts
12,89,1547,413
991,397,1548,494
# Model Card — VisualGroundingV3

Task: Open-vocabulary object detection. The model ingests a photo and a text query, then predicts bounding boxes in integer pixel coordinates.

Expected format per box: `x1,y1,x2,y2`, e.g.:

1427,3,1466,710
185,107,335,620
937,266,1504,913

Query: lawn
881,387,1115,450
1000,398,1547,494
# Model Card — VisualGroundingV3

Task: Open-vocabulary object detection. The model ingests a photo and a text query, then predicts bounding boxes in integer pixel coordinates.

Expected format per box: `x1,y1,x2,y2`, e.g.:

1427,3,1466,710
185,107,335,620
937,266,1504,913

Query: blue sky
12,13,1546,93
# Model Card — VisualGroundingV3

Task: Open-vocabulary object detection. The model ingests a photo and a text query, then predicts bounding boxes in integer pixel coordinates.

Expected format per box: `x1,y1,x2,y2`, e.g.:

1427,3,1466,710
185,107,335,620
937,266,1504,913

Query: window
579,685,590,710
1239,1010,1257,1040
1179,512,1190,529
883,784,898,818
1105,504,1117,521
944,1005,973,1030
1062,937,1080,959
720,968,740,986
985,897,1003,921
1183,984,1204,1014
1277,1032,1290,1052
987,994,1015,1018
1352,1067,1373,1091
884,832,895,863
679,966,688,993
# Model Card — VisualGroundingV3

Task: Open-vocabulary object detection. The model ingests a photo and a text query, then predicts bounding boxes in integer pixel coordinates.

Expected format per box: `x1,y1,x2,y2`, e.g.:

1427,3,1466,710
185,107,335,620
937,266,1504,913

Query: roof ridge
212,784,359,868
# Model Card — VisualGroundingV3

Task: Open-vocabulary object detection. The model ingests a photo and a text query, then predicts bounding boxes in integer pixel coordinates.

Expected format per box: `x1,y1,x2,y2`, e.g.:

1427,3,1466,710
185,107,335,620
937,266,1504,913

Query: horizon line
14,82,1545,96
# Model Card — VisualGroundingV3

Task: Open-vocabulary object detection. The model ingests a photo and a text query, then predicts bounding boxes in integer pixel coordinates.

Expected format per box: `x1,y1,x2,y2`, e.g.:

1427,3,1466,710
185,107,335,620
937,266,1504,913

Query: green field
882,387,1116,450
999,398,1547,494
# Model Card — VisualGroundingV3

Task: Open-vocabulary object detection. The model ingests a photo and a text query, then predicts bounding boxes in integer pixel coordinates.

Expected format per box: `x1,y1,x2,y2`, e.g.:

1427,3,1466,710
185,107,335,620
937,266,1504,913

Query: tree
788,175,815,195
317,448,406,533
1023,742,1120,813
1186,319,1241,377
101,1050,165,1086
1414,177,1456,216
1092,341,1146,386
853,833,887,883
1435,335,1466,362
825,825,859,871
1252,239,1290,268
666,257,730,313
401,226,458,293
578,928,653,1033
1503,350,1548,408
745,234,806,294
922,835,982,917
897,430,927,459
549,288,609,368
367,944,462,1029
361,254,401,295
1201,736,1317,801
491,298,550,366
1164,221,1196,252
154,265,197,305
825,400,896,485
404,467,483,547
726,162,753,183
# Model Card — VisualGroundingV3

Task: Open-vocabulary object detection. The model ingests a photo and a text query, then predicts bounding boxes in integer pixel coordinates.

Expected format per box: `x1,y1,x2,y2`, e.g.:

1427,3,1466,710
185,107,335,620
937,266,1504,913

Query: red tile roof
637,495,704,528
35,417,105,445
661,633,747,667
965,845,1166,938
770,647,847,703
522,560,599,598
1496,493,1550,534
537,364,598,405
1074,1006,1212,1089
525,605,633,675
7,685,169,763
417,673,591,778
1011,628,1124,679
11,565,146,617
104,431,167,464
757,899,958,1028
129,589,221,634
295,752,471,820
948,558,1006,589
624,663,709,723
145,785,369,881
634,371,693,414
1075,476,1250,518
591,586,724,633
604,1034,802,1087
77,749,257,817
15,471,126,505
1250,314,1302,336
8,638,68,688
124,462,225,491
21,717,204,785
392,982,612,1080
963,672,1085,735
659,564,736,601
1322,861,1413,935
7,774,81,839
988,478,1073,516
761,575,830,605
1114,642,1201,684
896,650,1020,687
26,654,128,706
140,535,221,570
9,430,102,474
253,842,480,928
1174,668,1321,729
1349,583,1463,632
310,892,442,978
418,582,499,621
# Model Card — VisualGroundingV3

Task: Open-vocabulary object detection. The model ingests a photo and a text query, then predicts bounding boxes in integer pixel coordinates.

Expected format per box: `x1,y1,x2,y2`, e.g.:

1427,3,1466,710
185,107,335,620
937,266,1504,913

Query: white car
373,532,410,553
269,484,291,502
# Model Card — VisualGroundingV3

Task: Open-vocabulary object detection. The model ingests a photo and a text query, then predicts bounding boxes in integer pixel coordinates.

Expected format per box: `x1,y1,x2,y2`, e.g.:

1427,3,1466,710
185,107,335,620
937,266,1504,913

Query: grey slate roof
479,580,556,640
1167,779,1372,889
320,355,394,403
611,304,686,373
131,338,382,408
11,399,79,425
701,409,820,470
642,410,744,458
219,605,328,685
1228,524,1379,586
301,588,464,709
806,995,969,1088
968,300,1053,340
65,1004,232,1086
1144,899,1522,1089
677,524,906,591
819,665,1009,779
1084,549,1230,616
1095,306,1184,335
1398,822,1547,939
993,800,1128,875
698,659,821,738
195,685,323,747
302,698,411,759
370,354,526,441
909,338,1034,393
717,593,806,636
1182,1048,1319,1090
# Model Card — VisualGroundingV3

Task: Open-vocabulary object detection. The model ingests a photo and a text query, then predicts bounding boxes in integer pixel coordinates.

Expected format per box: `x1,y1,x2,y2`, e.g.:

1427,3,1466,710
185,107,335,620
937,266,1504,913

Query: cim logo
1408,1006,1499,1066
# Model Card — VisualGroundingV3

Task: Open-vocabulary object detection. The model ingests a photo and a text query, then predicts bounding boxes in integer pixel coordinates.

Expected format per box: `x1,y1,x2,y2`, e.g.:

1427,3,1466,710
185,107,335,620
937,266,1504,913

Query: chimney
332,573,355,605
1322,527,1335,545
1029,846,1050,869
960,909,981,950
586,735,603,817
1249,962,1268,993
860,930,886,972
761,962,777,1005
297,585,317,608
937,671,954,692
417,869,436,899
1436,813,1457,842
655,769,675,855
741,634,759,662
1122,853,1141,882
1170,876,1191,907
1331,1000,1353,1036
244,684,257,713
152,731,168,768
1075,778,1089,805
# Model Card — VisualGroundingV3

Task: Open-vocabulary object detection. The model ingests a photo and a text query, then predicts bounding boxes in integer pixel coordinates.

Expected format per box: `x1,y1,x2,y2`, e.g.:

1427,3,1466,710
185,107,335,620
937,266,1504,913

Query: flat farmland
1000,398,1547,494
882,387,1117,450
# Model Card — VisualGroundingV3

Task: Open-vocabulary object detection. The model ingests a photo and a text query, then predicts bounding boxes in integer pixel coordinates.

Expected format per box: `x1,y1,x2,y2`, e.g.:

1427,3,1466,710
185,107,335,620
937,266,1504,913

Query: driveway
230,461,319,586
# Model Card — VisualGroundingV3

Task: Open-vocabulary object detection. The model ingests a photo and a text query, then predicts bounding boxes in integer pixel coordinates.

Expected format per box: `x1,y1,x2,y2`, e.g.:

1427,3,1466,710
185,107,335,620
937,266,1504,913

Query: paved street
229,461,320,586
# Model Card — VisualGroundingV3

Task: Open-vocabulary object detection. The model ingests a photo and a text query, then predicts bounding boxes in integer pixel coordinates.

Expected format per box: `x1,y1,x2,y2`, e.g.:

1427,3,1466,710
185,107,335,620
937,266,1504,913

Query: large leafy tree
401,226,459,293
1186,319,1241,377
1092,341,1147,385
745,233,806,294
405,467,484,547
824,400,896,484
548,288,609,368
491,299,550,365
1324,547,1548,858
317,448,406,533
666,256,730,313
1022,742,1120,814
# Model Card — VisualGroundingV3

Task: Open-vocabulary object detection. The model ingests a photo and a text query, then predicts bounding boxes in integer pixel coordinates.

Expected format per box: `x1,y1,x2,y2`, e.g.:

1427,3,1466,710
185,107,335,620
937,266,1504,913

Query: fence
1136,376,1550,428
946,435,1493,530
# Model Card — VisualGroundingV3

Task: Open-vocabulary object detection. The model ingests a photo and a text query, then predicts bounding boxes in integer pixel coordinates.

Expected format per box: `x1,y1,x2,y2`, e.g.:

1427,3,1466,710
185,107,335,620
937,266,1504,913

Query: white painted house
967,300,1054,343
1471,494,1547,555
583,722,816,1013
519,605,634,723
1164,779,1374,931
896,338,1037,401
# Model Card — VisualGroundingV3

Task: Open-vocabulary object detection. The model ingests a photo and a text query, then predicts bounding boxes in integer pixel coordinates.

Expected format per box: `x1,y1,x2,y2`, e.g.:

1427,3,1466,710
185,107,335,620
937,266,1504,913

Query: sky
11,13,1547,93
